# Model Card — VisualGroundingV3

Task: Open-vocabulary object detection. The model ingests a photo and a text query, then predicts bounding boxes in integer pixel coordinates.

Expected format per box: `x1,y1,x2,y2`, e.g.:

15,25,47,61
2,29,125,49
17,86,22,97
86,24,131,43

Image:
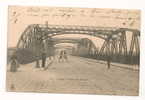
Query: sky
8,6,140,50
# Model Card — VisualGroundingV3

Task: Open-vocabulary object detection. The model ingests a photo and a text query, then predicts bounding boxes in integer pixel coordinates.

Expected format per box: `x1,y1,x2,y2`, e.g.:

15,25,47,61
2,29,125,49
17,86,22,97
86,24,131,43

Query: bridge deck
6,56,139,96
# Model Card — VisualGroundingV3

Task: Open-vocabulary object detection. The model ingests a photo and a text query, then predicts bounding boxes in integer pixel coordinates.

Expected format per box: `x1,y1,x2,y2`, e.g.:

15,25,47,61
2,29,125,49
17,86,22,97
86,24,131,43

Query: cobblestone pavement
6,56,139,96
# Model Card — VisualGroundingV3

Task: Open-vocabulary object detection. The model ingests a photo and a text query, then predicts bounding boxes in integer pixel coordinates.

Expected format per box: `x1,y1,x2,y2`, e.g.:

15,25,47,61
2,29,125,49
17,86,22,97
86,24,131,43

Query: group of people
35,52,50,69
9,50,111,72
35,50,68,69
58,50,68,62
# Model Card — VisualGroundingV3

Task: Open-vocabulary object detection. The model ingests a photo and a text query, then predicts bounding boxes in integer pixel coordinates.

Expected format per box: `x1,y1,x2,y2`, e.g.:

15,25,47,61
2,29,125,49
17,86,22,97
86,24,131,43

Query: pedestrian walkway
77,56,139,70
6,56,139,96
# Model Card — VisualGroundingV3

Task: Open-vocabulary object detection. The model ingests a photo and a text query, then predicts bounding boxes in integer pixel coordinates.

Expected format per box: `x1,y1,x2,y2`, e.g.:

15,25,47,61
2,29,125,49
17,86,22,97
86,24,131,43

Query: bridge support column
129,31,140,65
118,31,127,57
98,39,109,60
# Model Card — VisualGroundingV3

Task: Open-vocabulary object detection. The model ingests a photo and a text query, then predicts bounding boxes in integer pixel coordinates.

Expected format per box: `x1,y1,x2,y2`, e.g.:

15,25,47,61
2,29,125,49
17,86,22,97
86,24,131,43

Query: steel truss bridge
16,24,140,64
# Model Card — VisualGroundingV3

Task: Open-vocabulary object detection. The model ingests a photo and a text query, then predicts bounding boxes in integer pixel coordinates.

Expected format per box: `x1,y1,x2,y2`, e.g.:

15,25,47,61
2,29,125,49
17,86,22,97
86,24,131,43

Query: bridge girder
52,38,81,45
16,24,140,62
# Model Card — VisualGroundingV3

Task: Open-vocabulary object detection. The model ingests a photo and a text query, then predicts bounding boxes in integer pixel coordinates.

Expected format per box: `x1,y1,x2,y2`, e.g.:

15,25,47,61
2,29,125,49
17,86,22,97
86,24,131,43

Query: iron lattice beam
16,24,140,64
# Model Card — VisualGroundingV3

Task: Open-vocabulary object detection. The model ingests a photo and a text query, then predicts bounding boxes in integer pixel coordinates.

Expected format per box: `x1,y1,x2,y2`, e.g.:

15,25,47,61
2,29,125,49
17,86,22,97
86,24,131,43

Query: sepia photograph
6,6,140,96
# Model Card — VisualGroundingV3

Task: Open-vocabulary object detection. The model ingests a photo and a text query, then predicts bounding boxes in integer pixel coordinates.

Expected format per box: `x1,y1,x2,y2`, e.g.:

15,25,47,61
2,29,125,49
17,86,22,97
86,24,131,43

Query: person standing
41,52,46,68
107,55,111,69
10,54,18,72
35,55,40,68
63,50,68,62
59,50,63,62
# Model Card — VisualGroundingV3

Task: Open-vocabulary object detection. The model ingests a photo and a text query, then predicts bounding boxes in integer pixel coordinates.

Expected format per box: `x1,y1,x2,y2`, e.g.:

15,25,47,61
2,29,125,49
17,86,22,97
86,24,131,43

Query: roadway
6,55,139,96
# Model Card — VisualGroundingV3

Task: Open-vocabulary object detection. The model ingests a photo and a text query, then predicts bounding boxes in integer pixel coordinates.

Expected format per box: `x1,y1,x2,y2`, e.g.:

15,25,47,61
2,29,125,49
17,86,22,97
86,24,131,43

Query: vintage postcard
7,6,140,96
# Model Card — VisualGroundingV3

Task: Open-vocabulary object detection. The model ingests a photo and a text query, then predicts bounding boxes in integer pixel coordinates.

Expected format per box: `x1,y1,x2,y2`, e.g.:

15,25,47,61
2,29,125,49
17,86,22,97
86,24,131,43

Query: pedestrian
35,55,40,68
59,50,63,62
10,54,18,72
63,50,68,62
41,52,46,68
107,55,111,69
